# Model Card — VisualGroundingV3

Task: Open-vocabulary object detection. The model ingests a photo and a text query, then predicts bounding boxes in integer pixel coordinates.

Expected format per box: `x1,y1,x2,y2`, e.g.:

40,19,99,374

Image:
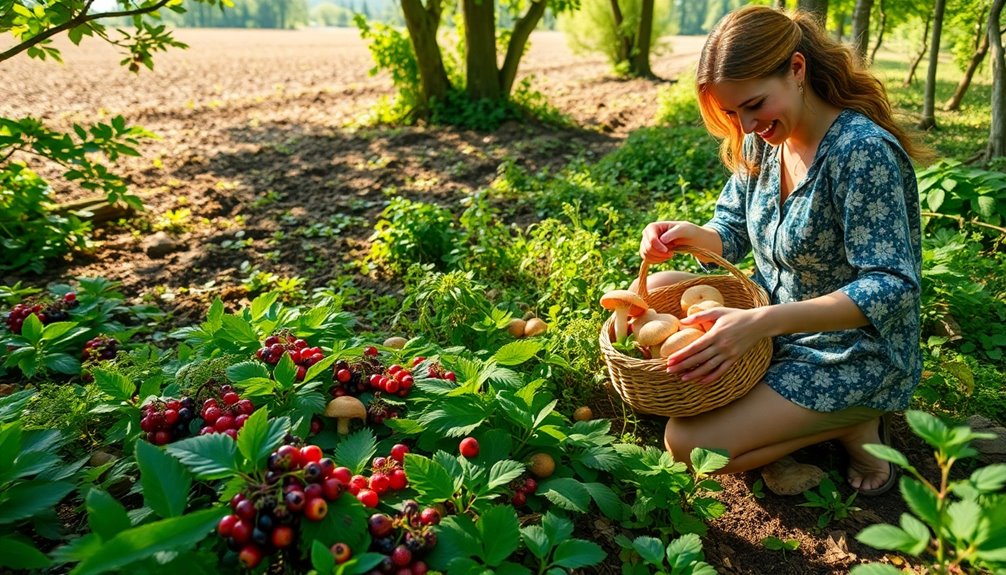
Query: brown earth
1,28,939,574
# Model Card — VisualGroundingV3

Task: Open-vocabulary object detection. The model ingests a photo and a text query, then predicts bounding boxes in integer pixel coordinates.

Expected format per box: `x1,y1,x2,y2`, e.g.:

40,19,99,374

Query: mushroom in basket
600,290,648,344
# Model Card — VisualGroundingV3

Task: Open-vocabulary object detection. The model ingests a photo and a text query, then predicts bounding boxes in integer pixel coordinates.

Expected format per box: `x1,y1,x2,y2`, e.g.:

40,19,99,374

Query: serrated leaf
334,428,377,475
900,477,939,526
404,453,456,502
237,409,288,470
583,482,627,520
273,352,297,390
491,340,542,366
667,532,704,563
632,535,665,565
946,499,980,542
135,440,191,518
165,434,239,480
249,292,279,320
311,539,335,574
855,522,926,554
92,368,134,401
970,464,1006,493
551,538,605,568
905,410,947,449
540,478,591,513
541,510,573,544
520,525,549,560
226,361,268,383
691,447,729,474
487,460,525,491
478,505,521,565
219,314,259,348
575,446,621,472
70,507,225,575
85,489,131,541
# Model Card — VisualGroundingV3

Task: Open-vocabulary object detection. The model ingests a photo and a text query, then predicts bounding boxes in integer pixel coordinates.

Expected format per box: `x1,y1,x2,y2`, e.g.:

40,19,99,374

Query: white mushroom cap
659,328,704,358
680,285,724,315
324,396,367,434
635,318,680,347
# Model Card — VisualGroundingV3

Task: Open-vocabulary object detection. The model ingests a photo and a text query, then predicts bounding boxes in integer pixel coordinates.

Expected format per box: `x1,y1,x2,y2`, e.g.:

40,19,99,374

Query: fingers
666,339,733,383
640,221,683,263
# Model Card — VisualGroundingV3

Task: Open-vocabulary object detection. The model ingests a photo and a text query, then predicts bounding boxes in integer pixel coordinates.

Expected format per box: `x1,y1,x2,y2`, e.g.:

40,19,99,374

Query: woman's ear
791,52,807,83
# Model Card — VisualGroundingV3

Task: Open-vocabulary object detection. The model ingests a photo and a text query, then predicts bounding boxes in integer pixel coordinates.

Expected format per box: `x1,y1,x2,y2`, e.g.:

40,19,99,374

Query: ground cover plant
2,9,1006,575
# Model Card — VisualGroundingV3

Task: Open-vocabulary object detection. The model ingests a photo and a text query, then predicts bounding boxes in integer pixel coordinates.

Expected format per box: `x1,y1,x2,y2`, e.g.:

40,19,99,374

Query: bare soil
1,28,936,574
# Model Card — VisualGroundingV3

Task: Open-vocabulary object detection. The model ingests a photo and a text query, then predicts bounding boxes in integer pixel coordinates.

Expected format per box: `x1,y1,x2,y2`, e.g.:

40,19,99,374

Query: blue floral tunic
704,109,922,413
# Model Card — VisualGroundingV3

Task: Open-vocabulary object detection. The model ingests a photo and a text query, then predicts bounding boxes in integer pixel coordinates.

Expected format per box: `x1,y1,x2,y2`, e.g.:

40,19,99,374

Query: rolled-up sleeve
832,137,921,342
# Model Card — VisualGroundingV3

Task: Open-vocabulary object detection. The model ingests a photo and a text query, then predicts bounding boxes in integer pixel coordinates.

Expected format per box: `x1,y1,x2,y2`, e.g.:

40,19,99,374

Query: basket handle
635,246,764,306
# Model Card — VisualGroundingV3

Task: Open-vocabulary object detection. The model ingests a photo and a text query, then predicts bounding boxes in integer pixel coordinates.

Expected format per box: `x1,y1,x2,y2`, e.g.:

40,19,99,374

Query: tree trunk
917,0,946,131
869,0,887,65
987,0,1006,159
609,0,633,63
463,0,501,101
834,10,847,41
944,7,989,111
629,0,656,78
798,0,828,24
775,0,787,8
904,12,931,86
499,0,547,96
401,0,451,108
851,0,874,60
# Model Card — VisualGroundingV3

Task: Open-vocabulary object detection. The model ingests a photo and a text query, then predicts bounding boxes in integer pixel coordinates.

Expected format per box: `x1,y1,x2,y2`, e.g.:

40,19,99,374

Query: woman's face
709,59,804,146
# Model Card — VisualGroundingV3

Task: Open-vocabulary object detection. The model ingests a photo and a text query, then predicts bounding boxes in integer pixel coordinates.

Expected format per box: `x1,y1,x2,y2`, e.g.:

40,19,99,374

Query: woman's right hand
639,221,706,263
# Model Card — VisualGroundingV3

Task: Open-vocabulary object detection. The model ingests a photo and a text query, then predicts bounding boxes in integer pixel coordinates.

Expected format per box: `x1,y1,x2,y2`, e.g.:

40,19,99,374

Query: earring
798,82,805,95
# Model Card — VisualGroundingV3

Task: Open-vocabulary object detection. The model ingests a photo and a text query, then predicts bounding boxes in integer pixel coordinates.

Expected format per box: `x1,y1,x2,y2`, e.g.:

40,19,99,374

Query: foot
839,417,892,492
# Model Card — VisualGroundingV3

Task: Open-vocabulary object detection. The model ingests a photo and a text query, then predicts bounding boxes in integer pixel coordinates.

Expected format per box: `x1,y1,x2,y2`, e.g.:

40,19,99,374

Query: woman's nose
740,113,757,134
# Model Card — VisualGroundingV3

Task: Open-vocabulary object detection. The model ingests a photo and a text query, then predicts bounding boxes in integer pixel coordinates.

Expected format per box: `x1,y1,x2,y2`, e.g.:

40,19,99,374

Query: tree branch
499,0,546,96
0,0,173,63
921,211,1006,235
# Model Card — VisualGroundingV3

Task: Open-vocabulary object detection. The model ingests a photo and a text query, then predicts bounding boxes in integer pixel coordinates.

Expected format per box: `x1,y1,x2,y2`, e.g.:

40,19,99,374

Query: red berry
349,475,369,492
222,392,240,406
217,514,239,537
357,489,379,508
214,416,234,432
384,378,400,394
230,520,252,544
369,472,390,494
237,399,254,415
413,561,429,575
420,507,441,525
336,368,352,383
322,477,344,501
285,490,306,512
235,499,257,522
459,437,479,458
512,491,527,506
391,545,412,566
295,365,307,381
332,466,352,484
368,513,394,537
330,542,352,564
364,346,378,357
388,468,408,491
271,524,295,548
230,493,247,510
445,371,457,382
237,544,263,568
412,356,425,367
524,477,538,494
390,443,409,463
153,430,171,445
304,497,328,521
224,428,238,439
300,444,323,464
202,406,221,425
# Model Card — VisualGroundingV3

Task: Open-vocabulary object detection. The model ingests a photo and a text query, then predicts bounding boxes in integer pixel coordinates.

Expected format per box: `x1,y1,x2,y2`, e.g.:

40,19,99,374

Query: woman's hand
639,221,708,263
665,307,766,384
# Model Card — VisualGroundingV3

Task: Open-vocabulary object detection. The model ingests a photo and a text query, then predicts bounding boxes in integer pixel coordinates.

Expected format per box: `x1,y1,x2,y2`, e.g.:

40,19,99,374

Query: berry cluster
140,396,197,445
508,476,538,507
362,443,410,497
331,354,384,397
82,335,119,362
217,443,345,569
356,500,439,574
198,385,255,439
367,362,415,398
417,357,456,383
366,393,402,426
4,293,78,334
255,332,325,382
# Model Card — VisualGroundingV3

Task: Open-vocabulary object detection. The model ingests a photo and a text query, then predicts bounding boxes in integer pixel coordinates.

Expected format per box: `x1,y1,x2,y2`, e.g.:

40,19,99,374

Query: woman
638,6,928,495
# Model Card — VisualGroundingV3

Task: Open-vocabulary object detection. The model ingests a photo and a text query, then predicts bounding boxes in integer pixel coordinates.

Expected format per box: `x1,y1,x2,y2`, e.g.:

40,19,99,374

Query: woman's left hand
665,307,766,384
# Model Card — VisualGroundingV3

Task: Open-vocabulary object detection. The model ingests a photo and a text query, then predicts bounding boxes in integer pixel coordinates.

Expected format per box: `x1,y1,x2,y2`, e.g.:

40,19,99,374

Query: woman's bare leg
664,383,891,490
630,270,698,292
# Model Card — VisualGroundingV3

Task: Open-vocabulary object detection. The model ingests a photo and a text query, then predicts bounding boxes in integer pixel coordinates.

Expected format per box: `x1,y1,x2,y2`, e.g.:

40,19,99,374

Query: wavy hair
695,5,929,173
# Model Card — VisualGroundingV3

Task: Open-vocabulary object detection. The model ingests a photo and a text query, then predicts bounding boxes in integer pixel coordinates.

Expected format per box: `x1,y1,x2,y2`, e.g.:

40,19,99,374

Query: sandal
853,414,899,497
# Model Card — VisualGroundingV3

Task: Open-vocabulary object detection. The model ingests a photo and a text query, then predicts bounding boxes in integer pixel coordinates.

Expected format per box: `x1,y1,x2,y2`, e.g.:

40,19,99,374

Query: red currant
356,489,379,508
330,542,352,564
459,436,479,458
304,497,328,521
237,544,263,569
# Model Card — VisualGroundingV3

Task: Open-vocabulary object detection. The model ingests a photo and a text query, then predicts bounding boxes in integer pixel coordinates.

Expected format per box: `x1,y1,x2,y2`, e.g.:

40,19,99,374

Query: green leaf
298,495,370,557
0,481,75,525
226,361,269,383
311,539,335,574
92,368,134,402
970,464,1006,493
583,482,627,520
849,565,904,575
41,321,76,341
520,525,549,560
135,440,191,518
21,314,43,344
334,428,377,475
487,460,525,491
863,443,913,472
165,434,239,480
898,514,932,556
403,453,456,502
904,410,947,450
249,292,279,320
0,536,51,569
273,352,297,389
0,423,22,470
0,390,34,424
70,507,225,575
219,314,259,349
667,532,704,564
540,477,591,513
552,538,605,568
43,352,81,374
541,510,574,544
304,354,338,384
691,447,729,475
85,489,132,541
946,500,980,542
900,477,940,527
855,520,927,555
478,505,521,566
237,409,288,470
632,535,666,566
491,340,542,366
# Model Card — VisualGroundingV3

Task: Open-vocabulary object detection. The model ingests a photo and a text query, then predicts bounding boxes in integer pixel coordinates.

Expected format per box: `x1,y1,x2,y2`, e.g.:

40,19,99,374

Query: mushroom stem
613,307,629,343
337,418,351,435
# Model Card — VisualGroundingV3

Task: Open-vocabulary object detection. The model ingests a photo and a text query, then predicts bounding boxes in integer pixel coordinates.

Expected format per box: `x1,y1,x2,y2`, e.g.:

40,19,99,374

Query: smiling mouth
757,121,777,138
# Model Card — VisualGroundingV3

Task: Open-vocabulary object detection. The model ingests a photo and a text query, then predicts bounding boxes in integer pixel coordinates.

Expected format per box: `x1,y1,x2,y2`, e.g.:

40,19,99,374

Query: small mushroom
600,290,648,343
384,336,407,349
636,317,681,357
686,300,723,317
680,285,724,316
630,308,659,333
524,317,548,337
659,328,704,358
507,318,527,338
761,456,826,496
324,396,367,435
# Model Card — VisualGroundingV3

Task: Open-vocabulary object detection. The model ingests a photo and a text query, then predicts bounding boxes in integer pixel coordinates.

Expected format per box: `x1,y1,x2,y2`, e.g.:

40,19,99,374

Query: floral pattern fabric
704,109,922,413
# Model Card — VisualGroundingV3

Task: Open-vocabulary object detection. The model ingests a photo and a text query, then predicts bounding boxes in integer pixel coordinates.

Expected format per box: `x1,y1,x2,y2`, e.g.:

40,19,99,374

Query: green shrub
558,0,673,75
655,74,703,128
917,159,1006,228
368,197,462,274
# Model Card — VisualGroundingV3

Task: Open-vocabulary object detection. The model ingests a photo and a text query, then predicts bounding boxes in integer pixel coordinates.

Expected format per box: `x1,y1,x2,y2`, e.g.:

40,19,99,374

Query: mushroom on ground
524,317,548,337
324,396,367,435
507,318,526,338
384,336,407,349
680,285,724,316
636,318,681,357
600,290,648,343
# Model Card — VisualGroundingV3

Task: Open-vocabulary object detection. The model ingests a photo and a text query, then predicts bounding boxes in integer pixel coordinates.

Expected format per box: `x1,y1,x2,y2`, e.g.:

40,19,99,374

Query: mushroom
636,317,680,357
630,308,659,333
524,317,548,337
680,285,724,316
659,328,705,358
686,300,723,316
384,336,407,349
600,290,648,343
324,396,367,435
507,318,526,338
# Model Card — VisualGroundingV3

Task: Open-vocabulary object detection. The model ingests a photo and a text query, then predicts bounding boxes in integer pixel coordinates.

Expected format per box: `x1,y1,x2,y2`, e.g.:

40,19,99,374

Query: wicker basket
599,246,773,417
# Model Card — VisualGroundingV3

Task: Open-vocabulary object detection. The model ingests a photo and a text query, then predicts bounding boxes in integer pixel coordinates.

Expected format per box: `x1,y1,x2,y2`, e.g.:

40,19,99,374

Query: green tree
988,0,1005,159
559,0,673,77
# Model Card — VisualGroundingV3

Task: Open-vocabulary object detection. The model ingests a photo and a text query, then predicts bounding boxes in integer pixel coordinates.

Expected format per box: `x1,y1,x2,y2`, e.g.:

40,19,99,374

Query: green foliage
558,0,673,74
918,159,1006,227
798,475,861,529
615,533,717,575
354,14,423,124
368,197,462,274
0,163,92,273
853,410,1006,575
655,73,702,128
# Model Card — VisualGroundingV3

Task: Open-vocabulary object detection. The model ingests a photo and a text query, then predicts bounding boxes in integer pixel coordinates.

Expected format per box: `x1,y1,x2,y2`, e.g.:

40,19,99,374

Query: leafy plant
615,533,717,575
368,197,462,274
761,536,801,558
852,410,1006,575
798,475,861,529
1,314,88,378
918,159,1006,227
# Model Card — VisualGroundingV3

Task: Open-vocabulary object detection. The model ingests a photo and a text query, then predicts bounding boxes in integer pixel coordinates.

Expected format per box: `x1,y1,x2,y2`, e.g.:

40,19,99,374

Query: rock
0,383,16,397
143,231,182,258
967,415,1006,464
761,456,827,496
89,450,117,467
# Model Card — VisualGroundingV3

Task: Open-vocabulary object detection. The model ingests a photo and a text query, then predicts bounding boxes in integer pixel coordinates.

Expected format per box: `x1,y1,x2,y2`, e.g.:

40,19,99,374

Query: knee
664,417,701,466
632,271,697,294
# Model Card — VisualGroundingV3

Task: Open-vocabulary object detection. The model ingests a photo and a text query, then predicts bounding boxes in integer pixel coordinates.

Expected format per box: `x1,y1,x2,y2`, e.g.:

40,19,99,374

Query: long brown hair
695,5,929,173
